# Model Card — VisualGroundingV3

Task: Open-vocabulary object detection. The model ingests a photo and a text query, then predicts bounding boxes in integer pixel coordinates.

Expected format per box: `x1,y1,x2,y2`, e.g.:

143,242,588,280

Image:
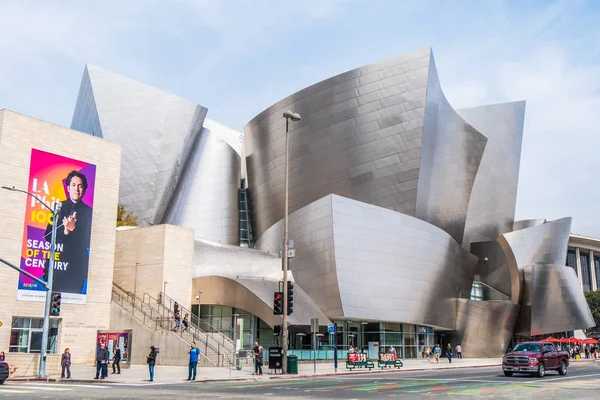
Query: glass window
566,250,578,274
9,317,59,354
581,252,591,292
595,256,600,290
470,282,484,301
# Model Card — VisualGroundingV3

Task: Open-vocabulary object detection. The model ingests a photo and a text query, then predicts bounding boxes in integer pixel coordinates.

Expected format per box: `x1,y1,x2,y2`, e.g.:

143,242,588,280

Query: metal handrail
158,291,235,348
111,284,225,366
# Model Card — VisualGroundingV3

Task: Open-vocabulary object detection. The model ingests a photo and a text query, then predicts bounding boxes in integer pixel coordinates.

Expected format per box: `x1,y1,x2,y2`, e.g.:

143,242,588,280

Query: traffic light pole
282,116,290,374
1,186,61,378
39,202,60,378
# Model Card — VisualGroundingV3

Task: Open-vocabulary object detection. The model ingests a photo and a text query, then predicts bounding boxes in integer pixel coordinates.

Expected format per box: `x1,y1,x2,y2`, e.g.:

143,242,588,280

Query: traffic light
287,282,294,315
273,292,283,315
50,292,62,316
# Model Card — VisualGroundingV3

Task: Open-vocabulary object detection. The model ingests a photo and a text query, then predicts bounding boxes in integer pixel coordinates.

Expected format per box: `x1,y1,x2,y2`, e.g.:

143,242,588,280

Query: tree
584,290,600,331
117,205,140,227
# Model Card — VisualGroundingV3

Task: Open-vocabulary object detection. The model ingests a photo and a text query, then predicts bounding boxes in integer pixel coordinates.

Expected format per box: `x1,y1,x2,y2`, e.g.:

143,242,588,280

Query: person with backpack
187,342,201,380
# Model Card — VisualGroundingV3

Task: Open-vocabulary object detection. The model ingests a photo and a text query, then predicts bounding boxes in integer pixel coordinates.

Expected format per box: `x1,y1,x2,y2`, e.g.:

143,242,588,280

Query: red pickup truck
502,342,569,378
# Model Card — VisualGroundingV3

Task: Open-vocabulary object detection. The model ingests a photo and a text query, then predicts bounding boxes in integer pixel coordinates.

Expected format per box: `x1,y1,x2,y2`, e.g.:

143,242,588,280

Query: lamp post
281,110,301,374
195,291,203,328
1,186,61,378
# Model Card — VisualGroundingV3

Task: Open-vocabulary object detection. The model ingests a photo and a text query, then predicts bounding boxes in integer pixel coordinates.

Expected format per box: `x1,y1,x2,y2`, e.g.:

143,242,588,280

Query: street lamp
281,110,301,374
1,185,61,378
195,291,203,328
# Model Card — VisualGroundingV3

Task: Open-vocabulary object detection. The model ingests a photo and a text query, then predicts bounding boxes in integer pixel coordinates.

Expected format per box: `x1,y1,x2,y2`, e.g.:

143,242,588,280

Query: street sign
327,324,336,334
268,347,283,370
311,318,319,333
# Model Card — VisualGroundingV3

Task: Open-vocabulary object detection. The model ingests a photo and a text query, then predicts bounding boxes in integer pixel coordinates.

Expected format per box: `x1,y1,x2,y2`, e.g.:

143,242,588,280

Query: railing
157,291,235,349
141,291,233,366
111,283,227,366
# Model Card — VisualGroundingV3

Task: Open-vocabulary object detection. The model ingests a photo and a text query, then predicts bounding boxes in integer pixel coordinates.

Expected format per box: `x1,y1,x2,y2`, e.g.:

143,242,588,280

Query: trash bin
287,355,298,374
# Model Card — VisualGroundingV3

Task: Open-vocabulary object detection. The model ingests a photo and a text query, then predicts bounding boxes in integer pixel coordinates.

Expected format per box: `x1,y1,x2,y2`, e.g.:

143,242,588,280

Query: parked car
502,342,569,378
0,361,9,384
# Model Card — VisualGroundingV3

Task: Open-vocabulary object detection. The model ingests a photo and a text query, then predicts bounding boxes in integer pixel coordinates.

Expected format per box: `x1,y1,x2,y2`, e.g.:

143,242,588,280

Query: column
591,250,598,291
576,247,583,291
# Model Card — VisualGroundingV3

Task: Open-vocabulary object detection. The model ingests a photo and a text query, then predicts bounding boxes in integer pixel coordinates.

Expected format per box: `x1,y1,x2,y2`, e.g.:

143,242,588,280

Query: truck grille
505,356,529,364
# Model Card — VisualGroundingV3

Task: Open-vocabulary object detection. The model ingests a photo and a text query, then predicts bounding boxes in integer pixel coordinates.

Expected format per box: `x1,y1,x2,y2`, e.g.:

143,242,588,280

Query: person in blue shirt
187,342,201,380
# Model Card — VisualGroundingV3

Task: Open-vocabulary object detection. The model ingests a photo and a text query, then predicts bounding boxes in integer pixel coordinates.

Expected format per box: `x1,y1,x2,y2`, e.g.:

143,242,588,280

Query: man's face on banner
68,176,85,203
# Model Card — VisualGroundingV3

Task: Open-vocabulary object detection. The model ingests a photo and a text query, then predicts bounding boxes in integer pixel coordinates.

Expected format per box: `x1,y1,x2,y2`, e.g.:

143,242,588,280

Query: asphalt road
2,362,600,399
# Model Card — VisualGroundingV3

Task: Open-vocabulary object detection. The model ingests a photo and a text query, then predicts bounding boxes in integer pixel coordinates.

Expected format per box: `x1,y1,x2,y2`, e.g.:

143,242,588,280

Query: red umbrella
540,337,560,343
582,338,598,345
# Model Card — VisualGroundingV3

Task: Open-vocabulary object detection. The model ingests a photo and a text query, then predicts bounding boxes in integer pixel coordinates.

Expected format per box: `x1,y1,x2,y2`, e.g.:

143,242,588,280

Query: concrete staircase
111,283,233,366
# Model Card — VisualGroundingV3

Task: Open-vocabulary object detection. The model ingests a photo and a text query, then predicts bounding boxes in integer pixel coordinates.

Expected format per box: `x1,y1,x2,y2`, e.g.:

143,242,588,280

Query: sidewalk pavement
11,357,597,384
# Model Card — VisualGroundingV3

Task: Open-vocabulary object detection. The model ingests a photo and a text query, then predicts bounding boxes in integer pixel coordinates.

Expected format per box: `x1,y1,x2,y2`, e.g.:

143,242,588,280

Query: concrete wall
0,109,121,368
109,303,211,366
113,224,193,310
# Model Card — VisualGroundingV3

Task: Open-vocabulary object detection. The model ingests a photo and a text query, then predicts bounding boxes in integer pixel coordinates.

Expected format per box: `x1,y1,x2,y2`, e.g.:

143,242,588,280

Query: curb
269,363,503,379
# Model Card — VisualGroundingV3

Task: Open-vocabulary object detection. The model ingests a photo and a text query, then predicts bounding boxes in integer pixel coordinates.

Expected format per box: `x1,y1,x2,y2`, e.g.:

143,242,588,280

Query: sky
1,0,600,237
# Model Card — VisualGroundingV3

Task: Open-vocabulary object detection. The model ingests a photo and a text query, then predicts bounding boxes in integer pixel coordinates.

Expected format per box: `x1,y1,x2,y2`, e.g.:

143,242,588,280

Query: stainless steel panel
245,48,433,241
71,65,241,244
256,194,478,329
515,264,595,336
415,57,487,245
457,101,526,247
499,217,572,269
470,241,519,303
448,299,520,358
513,219,546,231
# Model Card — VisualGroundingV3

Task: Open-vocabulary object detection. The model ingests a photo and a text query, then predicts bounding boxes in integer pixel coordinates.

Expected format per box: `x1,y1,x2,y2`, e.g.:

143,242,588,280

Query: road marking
521,372,600,384
17,382,109,389
0,389,36,394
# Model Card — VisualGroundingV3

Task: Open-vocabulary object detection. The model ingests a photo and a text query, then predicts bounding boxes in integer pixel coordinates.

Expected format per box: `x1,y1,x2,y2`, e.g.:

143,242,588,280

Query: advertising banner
18,149,96,304
97,331,131,367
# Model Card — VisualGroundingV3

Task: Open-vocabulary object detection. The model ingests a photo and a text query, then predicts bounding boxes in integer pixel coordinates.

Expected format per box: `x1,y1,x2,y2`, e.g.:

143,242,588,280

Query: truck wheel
503,371,513,377
536,362,545,378
558,360,567,376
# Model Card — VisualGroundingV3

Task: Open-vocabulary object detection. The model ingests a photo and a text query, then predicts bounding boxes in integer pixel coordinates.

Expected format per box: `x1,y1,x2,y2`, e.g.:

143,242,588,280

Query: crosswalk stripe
19,383,108,389
3,386,70,391
0,388,36,393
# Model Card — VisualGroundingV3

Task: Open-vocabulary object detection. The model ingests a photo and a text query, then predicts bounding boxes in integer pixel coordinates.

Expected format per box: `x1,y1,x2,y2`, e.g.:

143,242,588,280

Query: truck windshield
512,343,542,352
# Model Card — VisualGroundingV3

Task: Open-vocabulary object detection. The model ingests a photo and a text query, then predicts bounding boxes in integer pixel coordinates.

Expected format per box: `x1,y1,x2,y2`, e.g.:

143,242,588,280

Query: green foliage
584,290,600,327
116,205,139,227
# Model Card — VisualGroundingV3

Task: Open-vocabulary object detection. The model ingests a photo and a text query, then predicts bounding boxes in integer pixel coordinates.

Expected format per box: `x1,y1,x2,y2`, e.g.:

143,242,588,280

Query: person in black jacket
44,170,93,295
61,348,71,379
94,342,109,379
147,346,158,382
112,345,121,374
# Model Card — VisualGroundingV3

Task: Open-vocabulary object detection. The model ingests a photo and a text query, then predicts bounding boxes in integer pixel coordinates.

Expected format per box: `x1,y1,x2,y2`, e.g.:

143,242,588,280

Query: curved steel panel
192,276,329,328
470,241,520,303
515,264,595,336
71,66,241,244
245,47,433,241
256,194,478,329
414,56,487,244
513,219,546,231
457,101,526,247
448,300,520,357
163,121,241,244
499,217,572,269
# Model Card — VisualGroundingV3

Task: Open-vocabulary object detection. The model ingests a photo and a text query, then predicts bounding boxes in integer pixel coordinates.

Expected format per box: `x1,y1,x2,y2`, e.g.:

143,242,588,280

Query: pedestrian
424,346,432,363
61,348,71,379
0,351,5,362
433,344,441,363
112,345,121,374
455,344,463,359
182,313,189,332
348,345,355,354
446,344,453,363
187,342,201,381
253,341,264,376
388,345,397,357
147,346,158,382
94,342,109,380
173,310,181,332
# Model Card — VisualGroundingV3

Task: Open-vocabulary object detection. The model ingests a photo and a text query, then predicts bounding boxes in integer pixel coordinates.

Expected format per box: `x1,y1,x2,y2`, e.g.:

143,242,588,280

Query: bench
377,353,403,369
346,353,374,370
